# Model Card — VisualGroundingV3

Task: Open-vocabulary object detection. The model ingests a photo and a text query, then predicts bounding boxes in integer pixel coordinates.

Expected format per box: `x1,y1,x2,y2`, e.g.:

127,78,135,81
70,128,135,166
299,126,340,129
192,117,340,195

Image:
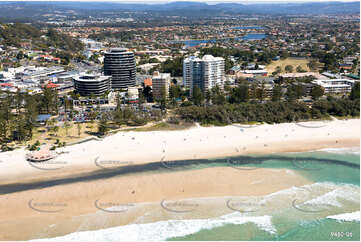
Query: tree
24,94,37,139
350,82,360,100
0,116,8,144
294,84,305,99
98,114,109,135
210,85,226,105
322,53,337,71
224,58,233,72
115,92,122,111
0,93,13,142
280,50,289,59
77,122,82,137
311,85,324,100
250,82,258,100
169,85,182,108
42,87,58,114
205,91,211,105
273,66,282,76
15,90,23,115
155,86,167,111
286,87,297,102
113,109,124,126
307,60,318,71
276,66,282,73
256,82,266,102
138,91,145,110
169,85,181,99
16,51,24,60
63,97,73,113
88,111,97,125
160,57,183,76
272,85,282,102
296,65,305,73
229,83,249,103
14,117,27,142
53,125,59,136
122,107,135,124
64,121,72,136
143,86,153,102
192,86,204,106
285,65,294,73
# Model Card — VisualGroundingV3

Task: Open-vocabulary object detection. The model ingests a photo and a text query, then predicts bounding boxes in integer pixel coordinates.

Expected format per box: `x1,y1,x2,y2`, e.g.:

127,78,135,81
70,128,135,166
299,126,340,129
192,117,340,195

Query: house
339,63,353,70
42,82,60,89
39,55,61,64
229,66,241,75
144,78,152,87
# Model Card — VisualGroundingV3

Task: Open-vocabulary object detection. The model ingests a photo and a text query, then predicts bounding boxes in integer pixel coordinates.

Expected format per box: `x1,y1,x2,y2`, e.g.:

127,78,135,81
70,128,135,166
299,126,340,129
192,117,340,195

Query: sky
0,0,357,3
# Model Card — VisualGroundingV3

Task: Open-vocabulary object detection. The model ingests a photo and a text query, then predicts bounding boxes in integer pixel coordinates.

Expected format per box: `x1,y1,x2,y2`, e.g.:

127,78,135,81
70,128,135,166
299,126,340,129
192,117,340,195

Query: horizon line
0,0,358,4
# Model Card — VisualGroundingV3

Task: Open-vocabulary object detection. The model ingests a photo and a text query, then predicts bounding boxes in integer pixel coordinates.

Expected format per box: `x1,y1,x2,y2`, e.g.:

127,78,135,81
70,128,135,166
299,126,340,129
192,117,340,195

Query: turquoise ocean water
168,149,360,241
31,149,360,241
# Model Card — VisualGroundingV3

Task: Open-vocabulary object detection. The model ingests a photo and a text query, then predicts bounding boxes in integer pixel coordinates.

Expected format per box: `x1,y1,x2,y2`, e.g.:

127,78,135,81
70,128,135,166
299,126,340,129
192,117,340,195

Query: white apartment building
183,55,225,94
183,56,198,89
312,79,356,94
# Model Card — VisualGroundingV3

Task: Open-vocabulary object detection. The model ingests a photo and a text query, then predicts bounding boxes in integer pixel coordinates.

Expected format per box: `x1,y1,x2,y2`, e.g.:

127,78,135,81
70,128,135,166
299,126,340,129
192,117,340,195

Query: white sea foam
304,183,360,207
29,214,275,241
29,183,360,241
261,185,303,201
327,211,360,222
317,147,360,155
261,182,360,206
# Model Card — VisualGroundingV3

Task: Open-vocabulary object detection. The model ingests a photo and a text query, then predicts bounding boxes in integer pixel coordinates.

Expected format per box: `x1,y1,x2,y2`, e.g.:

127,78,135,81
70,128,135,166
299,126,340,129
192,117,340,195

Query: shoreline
0,119,358,240
0,119,359,184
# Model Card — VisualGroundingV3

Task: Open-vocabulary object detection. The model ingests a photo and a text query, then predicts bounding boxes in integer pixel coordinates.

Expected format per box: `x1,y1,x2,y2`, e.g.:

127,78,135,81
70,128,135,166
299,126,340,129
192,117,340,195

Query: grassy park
266,58,322,74
22,122,97,147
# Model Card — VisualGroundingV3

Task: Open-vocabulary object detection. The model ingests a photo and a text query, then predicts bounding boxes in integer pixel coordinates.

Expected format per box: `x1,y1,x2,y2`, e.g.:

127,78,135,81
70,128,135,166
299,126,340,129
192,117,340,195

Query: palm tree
77,122,82,137
64,121,72,137
97,114,109,136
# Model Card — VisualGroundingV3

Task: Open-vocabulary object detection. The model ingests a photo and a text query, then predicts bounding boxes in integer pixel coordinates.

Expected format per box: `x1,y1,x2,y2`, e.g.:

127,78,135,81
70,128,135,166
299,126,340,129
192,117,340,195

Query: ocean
31,149,360,241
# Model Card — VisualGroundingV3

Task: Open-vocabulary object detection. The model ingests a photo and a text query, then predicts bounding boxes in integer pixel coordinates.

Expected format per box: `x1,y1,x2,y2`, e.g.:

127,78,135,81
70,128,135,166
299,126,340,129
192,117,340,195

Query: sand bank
0,166,311,240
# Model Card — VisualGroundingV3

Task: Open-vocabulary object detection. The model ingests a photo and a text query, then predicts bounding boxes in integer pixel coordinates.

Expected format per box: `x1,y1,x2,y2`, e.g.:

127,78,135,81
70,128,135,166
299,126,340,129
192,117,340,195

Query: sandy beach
0,119,359,184
0,119,359,240
0,166,312,240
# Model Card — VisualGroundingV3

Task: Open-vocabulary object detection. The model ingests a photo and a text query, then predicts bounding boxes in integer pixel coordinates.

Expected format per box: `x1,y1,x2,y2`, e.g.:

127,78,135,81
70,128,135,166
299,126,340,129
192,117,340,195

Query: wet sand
0,167,311,240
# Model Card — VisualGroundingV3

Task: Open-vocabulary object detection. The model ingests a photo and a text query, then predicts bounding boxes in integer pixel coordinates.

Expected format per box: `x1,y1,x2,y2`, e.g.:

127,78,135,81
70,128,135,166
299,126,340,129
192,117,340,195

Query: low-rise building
73,73,111,96
127,86,139,100
152,71,171,99
312,79,356,94
242,70,268,76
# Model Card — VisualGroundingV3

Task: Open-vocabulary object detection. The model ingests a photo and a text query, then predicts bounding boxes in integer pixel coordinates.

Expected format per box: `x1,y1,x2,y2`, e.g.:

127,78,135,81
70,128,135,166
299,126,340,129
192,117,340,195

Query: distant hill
0,1,359,20
0,22,83,51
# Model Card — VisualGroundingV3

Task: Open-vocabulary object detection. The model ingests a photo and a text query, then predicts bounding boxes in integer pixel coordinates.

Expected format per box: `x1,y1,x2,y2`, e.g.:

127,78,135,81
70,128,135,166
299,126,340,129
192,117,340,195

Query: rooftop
202,55,224,61
152,72,171,79
313,79,355,88
105,48,133,55
74,74,111,82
